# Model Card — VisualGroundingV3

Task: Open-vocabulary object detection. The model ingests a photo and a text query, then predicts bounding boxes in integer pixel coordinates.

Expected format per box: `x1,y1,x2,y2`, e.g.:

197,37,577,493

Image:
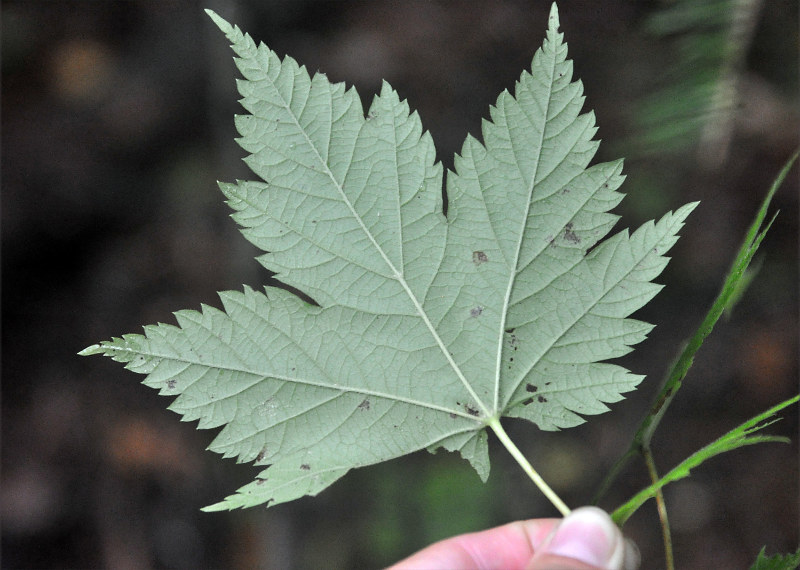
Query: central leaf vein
273,80,490,419
495,40,559,413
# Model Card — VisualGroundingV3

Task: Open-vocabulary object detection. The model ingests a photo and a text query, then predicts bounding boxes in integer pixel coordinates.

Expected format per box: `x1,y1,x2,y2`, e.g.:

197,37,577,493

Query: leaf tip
200,502,228,513
205,8,232,36
78,343,103,356
549,2,560,30
675,200,700,220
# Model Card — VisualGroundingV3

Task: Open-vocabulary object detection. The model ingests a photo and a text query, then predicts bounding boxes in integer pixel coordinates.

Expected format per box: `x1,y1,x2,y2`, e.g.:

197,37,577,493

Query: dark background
2,1,798,568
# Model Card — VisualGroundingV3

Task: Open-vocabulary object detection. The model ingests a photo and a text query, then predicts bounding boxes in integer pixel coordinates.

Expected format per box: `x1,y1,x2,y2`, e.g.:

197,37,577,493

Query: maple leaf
81,4,695,511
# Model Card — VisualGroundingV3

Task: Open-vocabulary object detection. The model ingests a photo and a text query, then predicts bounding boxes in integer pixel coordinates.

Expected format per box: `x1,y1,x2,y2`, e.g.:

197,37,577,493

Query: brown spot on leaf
522,397,534,406
470,306,483,317
166,379,177,390
525,383,538,393
472,251,488,265
465,404,480,417
300,464,311,471
358,399,370,411
564,222,580,244
537,395,547,403
256,447,268,462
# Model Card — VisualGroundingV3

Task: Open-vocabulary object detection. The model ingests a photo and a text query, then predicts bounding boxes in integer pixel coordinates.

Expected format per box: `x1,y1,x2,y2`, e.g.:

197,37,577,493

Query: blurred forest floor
2,1,798,568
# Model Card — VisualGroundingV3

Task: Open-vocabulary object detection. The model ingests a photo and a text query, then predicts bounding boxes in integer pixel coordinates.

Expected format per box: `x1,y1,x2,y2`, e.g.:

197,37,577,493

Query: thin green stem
596,151,798,504
488,418,571,517
644,448,673,570
591,447,638,506
611,394,799,526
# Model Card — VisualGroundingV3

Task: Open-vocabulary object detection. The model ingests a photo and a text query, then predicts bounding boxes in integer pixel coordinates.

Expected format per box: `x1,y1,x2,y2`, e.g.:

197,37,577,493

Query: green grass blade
636,150,797,449
612,394,799,526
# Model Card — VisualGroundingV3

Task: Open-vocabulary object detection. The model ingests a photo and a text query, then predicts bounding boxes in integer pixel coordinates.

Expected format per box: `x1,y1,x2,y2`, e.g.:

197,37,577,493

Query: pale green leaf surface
81,4,695,510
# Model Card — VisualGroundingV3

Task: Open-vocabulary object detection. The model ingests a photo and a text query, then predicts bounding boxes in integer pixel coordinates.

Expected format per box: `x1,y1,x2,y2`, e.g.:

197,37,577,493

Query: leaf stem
644,448,673,570
488,418,571,516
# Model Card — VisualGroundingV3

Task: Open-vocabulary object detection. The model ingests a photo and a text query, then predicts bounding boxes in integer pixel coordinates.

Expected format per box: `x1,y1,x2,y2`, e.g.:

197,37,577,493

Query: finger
526,507,637,570
388,518,561,570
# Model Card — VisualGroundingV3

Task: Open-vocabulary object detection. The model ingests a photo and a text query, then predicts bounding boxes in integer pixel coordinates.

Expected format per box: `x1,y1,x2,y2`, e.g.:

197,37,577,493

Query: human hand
387,506,638,570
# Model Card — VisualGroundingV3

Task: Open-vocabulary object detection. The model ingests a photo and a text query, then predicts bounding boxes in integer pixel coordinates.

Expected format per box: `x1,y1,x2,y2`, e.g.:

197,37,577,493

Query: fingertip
527,507,631,570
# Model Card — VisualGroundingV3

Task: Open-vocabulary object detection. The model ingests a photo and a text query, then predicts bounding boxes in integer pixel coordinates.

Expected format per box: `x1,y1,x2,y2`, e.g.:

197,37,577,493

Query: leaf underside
81,4,695,511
